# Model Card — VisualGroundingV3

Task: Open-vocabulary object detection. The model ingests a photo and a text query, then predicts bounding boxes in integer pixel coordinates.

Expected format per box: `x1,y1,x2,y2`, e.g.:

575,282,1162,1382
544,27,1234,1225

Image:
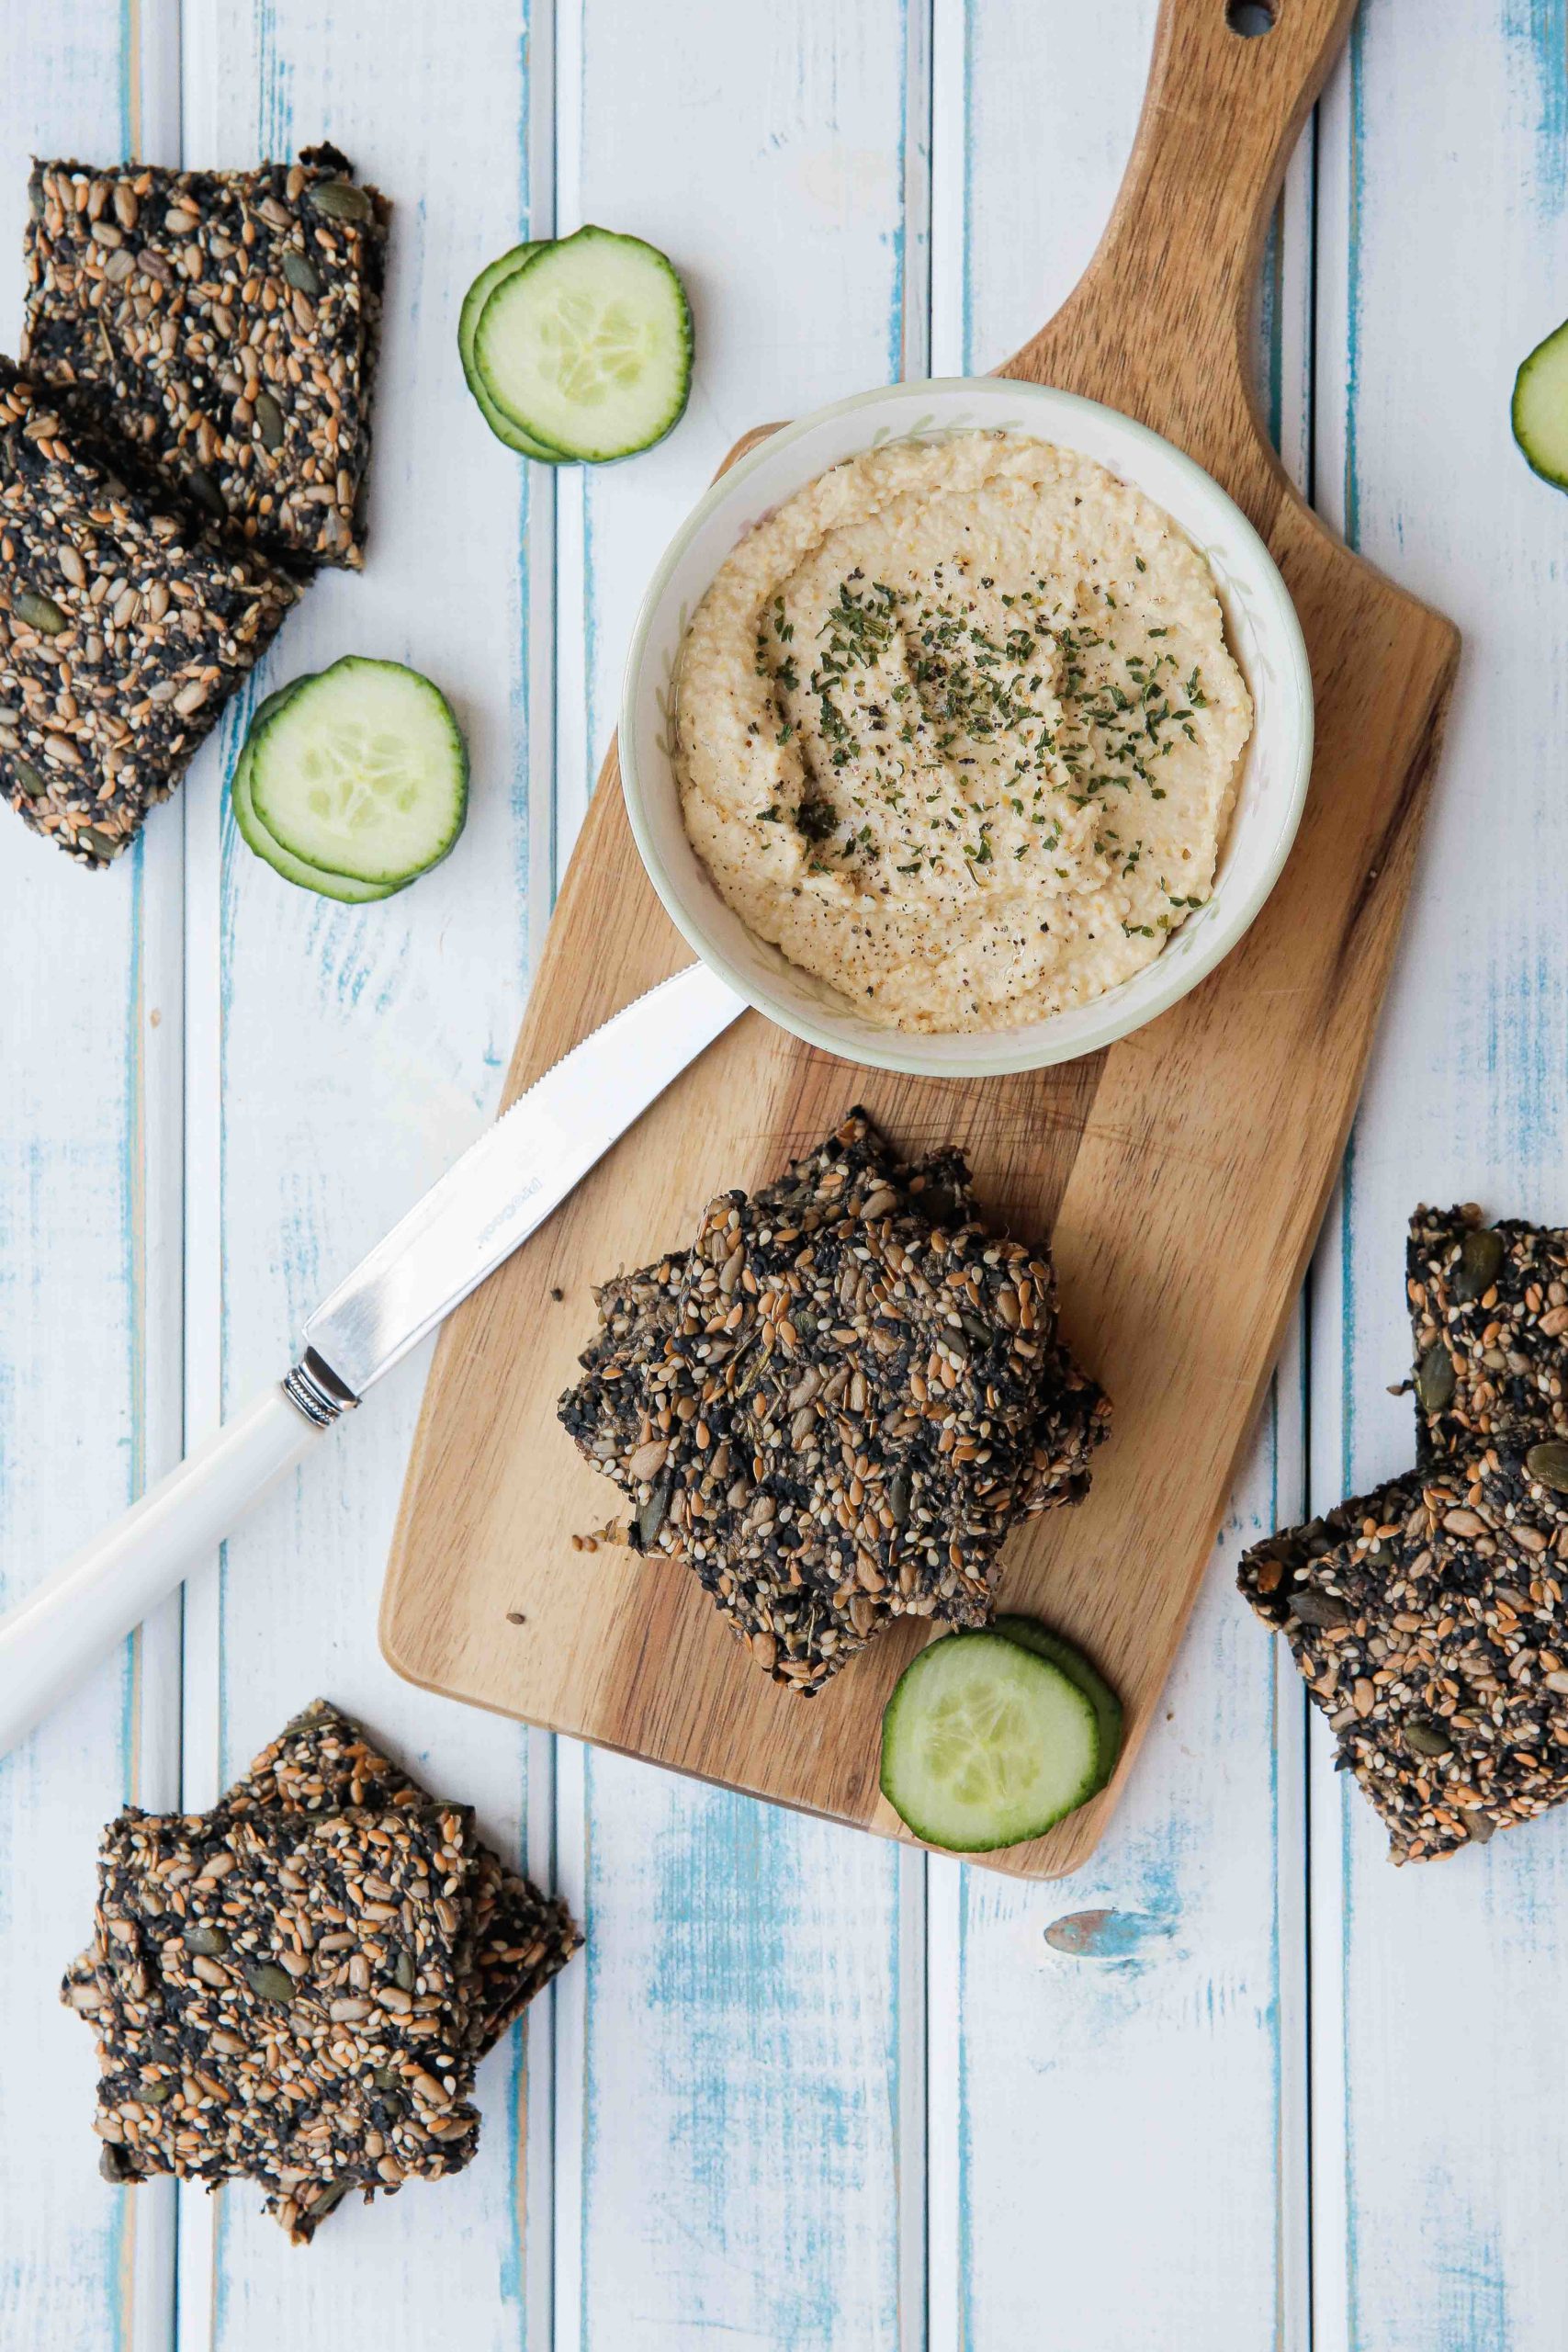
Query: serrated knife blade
0,959,747,1757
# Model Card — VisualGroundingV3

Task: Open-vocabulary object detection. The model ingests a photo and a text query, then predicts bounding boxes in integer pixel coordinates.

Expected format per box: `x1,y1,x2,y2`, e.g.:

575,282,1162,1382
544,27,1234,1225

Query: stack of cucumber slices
880,1618,1123,1853
231,658,468,901
459,224,694,464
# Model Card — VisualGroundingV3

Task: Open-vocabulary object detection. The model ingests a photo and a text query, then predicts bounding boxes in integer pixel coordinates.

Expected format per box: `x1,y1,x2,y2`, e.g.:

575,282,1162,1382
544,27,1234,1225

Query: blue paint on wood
1422,2176,1509,2352
1505,0,1568,213
581,1758,900,2349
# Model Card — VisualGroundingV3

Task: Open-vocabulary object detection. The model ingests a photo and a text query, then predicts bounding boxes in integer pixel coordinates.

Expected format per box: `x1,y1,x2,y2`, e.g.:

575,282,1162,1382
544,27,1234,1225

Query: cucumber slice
1514,317,1568,490
458,243,570,462
879,1631,1100,1852
992,1616,1123,1793
472,223,693,463
231,682,401,903
249,656,468,887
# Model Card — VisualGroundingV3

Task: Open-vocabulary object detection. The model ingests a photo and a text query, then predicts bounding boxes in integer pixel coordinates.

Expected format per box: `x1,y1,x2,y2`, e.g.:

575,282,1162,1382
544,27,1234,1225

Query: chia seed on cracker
1239,1449,1568,1861
23,147,388,571
0,356,296,863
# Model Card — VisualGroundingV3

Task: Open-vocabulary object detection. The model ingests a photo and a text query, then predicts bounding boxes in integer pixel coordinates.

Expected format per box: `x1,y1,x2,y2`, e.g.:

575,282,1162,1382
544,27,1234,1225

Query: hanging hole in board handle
1225,0,1277,33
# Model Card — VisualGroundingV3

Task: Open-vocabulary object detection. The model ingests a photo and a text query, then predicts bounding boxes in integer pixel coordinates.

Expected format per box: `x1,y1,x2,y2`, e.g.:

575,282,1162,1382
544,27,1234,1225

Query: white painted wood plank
0,10,183,2349
127,11,190,2341
553,6,920,2347
927,6,1310,2346
175,4,558,2341
1311,10,1568,2346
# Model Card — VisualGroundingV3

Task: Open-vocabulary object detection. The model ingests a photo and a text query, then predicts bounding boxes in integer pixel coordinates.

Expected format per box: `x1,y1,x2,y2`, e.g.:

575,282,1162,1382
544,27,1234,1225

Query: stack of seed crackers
63,1702,580,2244
558,1110,1111,1692
1240,1205,1568,1862
1,146,388,865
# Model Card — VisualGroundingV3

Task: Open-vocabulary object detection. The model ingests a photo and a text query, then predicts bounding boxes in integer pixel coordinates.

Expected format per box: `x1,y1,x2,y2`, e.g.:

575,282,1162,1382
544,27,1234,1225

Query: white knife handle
0,1388,325,1758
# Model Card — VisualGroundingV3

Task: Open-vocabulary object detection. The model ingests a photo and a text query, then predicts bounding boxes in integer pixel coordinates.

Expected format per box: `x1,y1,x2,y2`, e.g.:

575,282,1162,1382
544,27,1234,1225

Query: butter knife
0,960,746,1757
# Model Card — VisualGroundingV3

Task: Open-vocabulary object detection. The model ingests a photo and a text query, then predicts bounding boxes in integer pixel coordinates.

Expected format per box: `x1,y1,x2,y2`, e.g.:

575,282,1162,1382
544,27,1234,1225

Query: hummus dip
673,432,1254,1033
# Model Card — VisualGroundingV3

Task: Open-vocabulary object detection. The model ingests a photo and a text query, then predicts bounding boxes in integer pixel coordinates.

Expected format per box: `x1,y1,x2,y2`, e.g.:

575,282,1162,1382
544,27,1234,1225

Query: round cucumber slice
472,223,693,463
458,242,571,462
1513,316,1568,491
879,1631,1100,1852
233,679,401,901
992,1616,1123,1793
249,656,468,888
232,738,401,902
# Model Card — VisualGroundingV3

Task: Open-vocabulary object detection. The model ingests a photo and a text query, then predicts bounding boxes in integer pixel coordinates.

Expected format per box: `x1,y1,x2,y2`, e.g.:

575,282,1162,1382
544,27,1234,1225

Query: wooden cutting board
381,0,1458,1880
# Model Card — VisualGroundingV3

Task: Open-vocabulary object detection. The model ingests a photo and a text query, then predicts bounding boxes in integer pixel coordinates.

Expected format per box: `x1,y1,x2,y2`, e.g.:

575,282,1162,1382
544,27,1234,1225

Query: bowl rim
619,374,1315,1080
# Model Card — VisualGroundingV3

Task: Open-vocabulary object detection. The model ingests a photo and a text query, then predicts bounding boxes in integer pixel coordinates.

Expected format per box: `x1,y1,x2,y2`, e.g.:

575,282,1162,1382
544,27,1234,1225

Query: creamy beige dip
673,432,1254,1033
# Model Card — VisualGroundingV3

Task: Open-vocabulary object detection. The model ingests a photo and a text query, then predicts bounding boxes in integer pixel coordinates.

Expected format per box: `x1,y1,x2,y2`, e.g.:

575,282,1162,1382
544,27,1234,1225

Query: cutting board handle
1005,0,1357,487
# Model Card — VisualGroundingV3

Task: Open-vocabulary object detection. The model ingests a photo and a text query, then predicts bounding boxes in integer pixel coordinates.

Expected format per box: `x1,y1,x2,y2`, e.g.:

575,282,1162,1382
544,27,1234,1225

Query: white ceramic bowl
620,378,1314,1079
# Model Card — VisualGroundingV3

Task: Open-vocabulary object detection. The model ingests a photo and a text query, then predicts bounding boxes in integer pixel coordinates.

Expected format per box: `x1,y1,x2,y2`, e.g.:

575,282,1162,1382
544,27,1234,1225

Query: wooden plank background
0,1,1553,2345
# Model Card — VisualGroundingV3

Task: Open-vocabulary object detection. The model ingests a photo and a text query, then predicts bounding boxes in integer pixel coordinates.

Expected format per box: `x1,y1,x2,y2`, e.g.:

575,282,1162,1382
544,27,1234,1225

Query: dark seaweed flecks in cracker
559,1111,1110,1691
23,148,388,571
0,359,296,863
1408,1204,1568,1464
1238,1450,1568,1862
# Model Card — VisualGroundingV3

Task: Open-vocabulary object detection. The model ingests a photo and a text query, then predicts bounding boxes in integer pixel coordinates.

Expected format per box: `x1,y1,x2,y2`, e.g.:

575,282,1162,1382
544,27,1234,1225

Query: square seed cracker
1238,1449,1568,1862
68,1700,580,2063
91,1804,484,2225
561,1114,1108,1686
1408,1204,1568,1464
23,149,388,571
0,356,297,864
72,1702,580,2243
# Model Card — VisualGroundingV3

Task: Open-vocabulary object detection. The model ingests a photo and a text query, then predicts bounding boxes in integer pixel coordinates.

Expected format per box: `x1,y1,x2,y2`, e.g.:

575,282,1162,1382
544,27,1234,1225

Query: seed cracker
560,1114,1107,1688
1408,1204,1568,1464
561,1115,974,1484
0,356,297,865
67,1702,579,2065
70,1703,581,2243
23,148,388,571
90,1804,485,2234
1238,1448,1568,1862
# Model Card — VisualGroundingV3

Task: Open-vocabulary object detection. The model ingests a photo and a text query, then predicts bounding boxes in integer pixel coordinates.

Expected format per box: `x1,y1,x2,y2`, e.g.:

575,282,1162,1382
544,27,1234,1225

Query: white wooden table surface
1,2,1561,2344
